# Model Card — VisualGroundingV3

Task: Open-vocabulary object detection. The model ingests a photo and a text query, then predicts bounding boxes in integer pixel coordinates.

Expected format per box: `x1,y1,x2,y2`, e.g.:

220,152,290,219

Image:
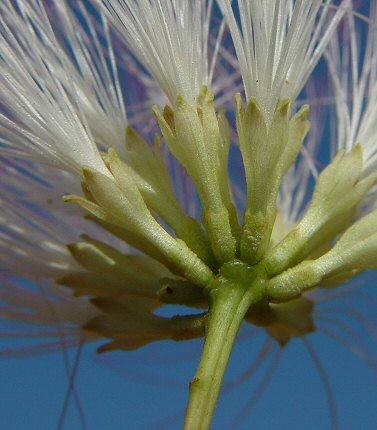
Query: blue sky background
2,288,377,430
2,1,377,429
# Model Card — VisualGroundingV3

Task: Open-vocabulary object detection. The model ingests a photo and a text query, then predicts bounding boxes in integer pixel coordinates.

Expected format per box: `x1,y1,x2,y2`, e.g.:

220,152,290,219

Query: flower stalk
184,261,267,430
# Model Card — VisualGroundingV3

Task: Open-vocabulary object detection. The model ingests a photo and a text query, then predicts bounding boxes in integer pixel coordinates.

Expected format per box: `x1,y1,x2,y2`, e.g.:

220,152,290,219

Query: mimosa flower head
0,0,125,176
1,1,377,429
218,0,351,123
100,0,219,104
327,2,377,177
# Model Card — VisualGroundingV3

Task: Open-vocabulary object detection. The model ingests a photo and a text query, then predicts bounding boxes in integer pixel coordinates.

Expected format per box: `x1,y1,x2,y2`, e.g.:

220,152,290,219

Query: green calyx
154,86,239,264
124,127,217,269
236,95,310,264
267,207,377,301
265,144,377,278
62,91,377,323
65,93,317,303
65,151,214,288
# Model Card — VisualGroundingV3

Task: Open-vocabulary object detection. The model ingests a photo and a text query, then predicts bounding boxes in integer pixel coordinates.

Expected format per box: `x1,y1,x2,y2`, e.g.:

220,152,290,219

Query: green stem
183,270,264,430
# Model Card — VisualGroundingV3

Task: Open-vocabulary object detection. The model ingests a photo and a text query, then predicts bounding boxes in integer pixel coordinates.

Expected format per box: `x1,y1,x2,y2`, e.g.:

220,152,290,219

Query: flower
326,2,377,177
1,1,377,429
116,22,242,136
217,0,351,123
0,0,123,175
99,0,220,105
